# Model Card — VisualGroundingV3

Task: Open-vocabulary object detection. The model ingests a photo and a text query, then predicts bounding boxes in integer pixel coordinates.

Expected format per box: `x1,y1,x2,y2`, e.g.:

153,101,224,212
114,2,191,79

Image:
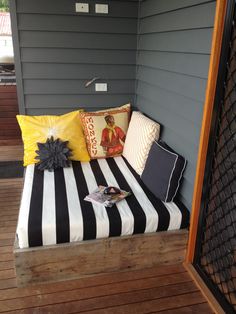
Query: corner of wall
134,0,141,109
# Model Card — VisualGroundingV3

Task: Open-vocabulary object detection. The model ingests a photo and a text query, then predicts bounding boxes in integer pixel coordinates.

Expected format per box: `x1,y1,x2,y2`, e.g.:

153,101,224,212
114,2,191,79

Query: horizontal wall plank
20,31,137,50
138,28,213,54
160,126,198,171
136,106,199,176
137,66,207,102
23,80,135,95
136,82,204,125
135,93,200,148
136,105,197,184
181,170,196,190
25,95,134,109
140,0,214,18
18,14,137,34
143,104,200,159
25,107,117,115
137,97,199,151
179,178,194,209
22,64,136,80
17,0,138,18
179,194,191,210
140,2,215,33
21,48,136,64
137,51,210,79
177,173,194,192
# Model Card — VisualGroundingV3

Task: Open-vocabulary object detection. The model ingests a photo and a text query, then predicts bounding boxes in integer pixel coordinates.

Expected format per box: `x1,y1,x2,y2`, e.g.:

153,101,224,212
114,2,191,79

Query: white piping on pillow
171,158,187,201
154,141,186,202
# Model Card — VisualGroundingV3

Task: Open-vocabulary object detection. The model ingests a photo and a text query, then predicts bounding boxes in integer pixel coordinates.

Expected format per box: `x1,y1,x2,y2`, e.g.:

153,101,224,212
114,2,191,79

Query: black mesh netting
199,14,236,311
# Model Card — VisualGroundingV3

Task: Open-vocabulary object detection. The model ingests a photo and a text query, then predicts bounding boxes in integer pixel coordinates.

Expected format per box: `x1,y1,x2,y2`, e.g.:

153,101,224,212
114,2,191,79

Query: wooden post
185,0,228,263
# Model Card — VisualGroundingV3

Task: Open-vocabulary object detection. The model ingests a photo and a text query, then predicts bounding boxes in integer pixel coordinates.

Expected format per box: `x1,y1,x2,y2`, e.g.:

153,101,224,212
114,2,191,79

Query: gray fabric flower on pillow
35,136,72,171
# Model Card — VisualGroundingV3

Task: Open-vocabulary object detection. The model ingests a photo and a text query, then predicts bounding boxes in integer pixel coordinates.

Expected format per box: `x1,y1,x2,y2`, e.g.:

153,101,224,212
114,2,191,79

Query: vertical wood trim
9,0,25,114
185,0,227,263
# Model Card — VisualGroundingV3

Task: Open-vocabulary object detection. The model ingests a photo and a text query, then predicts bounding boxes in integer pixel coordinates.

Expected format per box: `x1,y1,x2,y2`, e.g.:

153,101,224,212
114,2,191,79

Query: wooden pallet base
14,229,188,287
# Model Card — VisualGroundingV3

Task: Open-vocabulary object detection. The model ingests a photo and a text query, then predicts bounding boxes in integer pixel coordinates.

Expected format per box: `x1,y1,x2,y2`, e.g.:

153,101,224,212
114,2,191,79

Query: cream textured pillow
123,111,160,175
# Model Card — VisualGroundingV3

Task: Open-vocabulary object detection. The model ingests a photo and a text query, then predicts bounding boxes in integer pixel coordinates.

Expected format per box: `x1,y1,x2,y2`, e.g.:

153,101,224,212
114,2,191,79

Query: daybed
14,155,189,286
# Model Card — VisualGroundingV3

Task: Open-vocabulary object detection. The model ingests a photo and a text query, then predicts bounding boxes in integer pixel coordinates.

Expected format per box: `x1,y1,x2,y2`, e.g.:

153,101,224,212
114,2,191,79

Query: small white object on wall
95,83,108,92
95,4,109,14
75,3,89,13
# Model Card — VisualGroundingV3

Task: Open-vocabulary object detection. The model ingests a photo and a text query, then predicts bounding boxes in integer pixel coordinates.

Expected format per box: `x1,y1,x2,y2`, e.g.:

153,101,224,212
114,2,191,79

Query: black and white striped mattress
17,156,189,248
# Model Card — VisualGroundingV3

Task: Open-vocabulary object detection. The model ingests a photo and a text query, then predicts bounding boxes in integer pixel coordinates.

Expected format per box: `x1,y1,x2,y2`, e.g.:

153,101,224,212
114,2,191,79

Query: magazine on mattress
84,186,131,207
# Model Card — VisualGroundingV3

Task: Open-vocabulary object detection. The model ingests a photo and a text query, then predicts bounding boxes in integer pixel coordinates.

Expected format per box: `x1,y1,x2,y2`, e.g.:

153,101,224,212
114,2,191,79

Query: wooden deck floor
0,145,23,162
0,147,213,313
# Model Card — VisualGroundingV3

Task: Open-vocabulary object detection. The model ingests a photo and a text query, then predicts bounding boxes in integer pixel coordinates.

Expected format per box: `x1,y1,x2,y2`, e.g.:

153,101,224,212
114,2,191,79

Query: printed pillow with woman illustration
80,104,130,159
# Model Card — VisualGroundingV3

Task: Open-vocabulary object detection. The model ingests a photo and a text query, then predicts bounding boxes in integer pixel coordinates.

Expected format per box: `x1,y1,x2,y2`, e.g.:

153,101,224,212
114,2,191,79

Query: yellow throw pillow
80,104,131,159
17,110,90,166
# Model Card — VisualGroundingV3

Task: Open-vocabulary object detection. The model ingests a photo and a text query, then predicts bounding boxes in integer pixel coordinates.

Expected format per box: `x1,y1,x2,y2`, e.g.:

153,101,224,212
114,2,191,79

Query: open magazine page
84,186,131,207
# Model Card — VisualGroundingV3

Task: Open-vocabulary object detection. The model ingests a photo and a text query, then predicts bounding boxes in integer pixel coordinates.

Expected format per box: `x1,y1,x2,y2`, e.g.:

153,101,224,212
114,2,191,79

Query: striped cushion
122,112,160,175
17,157,189,249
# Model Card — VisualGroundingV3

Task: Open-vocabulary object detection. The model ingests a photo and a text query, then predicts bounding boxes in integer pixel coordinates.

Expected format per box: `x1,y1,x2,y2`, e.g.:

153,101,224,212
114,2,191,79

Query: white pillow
123,111,160,175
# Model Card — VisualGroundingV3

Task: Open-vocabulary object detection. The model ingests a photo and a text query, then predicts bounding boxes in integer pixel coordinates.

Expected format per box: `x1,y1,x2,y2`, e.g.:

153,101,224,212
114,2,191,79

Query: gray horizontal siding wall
10,0,217,210
10,0,138,114
135,0,216,209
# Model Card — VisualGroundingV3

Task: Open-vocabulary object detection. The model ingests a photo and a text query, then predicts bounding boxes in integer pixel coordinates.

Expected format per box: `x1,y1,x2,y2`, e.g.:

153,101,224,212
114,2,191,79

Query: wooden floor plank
0,146,23,161
0,220,17,228
76,292,207,314
0,217,18,223
0,185,22,190
0,269,15,280
0,264,186,301
0,261,14,271
0,282,198,313
0,232,15,239
0,185,22,191
0,178,23,184
0,209,19,214
14,291,206,314
0,278,17,290
0,195,22,201
0,200,21,205
0,239,15,247
0,227,17,234
0,139,22,146
0,194,22,201
0,200,21,206
0,214,18,221
0,246,14,254
0,253,14,262
157,302,214,313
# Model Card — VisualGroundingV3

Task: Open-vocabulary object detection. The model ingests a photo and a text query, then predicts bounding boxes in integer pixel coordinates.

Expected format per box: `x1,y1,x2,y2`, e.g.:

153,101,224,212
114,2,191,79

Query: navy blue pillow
141,140,187,202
